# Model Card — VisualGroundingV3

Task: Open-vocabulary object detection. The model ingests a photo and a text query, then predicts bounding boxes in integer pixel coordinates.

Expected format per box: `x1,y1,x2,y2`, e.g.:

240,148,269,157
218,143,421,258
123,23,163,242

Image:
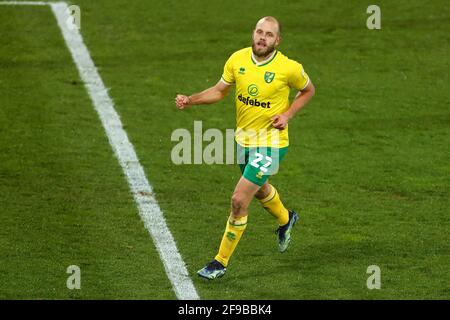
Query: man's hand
175,94,190,109
271,113,290,130
175,80,231,110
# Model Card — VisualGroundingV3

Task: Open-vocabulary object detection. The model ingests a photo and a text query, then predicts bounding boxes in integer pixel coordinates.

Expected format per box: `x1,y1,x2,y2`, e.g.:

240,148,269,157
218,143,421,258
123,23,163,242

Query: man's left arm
272,81,315,130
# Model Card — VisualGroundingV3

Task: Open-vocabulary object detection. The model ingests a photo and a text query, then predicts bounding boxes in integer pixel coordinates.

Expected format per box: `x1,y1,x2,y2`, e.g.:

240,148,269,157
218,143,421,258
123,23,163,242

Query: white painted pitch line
1,0,200,300
50,2,200,301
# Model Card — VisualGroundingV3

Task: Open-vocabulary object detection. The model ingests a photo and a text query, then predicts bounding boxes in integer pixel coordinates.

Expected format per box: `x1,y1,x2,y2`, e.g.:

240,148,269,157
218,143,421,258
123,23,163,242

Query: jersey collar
251,50,278,67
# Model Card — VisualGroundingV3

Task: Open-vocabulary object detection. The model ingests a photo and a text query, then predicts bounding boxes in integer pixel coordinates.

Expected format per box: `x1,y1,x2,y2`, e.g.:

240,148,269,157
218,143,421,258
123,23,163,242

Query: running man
175,16,315,280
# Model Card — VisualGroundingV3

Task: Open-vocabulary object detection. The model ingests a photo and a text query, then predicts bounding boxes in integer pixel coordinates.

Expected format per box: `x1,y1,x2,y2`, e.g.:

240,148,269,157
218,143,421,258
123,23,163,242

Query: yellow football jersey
221,47,310,148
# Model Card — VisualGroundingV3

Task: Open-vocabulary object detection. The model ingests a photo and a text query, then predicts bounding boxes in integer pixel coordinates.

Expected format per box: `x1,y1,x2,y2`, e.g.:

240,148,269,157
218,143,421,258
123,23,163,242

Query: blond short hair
256,16,282,35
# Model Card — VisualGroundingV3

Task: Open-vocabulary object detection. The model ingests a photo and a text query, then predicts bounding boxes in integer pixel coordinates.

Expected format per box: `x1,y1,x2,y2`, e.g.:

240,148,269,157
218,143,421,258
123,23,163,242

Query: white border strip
2,0,199,300
0,1,48,5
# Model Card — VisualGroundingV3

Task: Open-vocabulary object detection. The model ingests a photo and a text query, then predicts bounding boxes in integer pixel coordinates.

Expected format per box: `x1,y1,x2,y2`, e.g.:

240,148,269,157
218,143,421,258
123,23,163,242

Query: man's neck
252,50,277,65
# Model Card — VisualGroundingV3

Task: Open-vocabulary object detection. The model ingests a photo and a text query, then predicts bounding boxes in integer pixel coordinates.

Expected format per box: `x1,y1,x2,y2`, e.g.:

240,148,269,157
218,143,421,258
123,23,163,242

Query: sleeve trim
299,77,310,91
220,76,234,85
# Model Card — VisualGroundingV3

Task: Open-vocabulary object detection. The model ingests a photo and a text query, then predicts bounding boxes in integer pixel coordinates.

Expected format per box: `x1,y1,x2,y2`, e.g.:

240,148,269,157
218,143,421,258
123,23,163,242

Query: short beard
252,43,276,59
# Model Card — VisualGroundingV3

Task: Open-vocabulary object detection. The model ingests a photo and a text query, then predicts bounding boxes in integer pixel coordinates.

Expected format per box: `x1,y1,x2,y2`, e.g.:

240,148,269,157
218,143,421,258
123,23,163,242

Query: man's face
252,19,280,58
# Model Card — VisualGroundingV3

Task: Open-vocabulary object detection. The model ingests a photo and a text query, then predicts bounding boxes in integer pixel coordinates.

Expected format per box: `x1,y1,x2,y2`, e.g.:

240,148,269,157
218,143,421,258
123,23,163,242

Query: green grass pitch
0,0,449,299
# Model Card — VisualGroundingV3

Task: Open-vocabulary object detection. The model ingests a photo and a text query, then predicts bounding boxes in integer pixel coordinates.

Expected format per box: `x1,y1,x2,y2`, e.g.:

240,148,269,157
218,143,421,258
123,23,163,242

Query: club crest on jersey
264,72,275,83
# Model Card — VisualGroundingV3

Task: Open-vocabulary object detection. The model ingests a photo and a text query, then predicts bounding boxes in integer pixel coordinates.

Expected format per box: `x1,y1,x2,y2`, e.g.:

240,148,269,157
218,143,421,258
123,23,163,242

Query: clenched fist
175,94,190,110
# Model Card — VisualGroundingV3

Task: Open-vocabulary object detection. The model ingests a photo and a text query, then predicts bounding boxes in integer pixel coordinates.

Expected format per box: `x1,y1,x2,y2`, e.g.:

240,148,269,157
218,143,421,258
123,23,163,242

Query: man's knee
231,192,247,211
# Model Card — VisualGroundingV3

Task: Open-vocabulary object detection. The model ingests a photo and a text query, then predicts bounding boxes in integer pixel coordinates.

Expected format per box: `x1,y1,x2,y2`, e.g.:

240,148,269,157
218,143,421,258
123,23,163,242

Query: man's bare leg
213,176,260,267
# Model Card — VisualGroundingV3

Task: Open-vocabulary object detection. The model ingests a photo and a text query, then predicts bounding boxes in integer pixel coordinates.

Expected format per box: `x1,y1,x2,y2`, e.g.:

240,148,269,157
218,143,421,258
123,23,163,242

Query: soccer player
175,16,315,280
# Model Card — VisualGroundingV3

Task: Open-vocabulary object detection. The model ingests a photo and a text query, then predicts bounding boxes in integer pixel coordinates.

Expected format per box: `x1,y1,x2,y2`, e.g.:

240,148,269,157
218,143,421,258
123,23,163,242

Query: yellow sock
258,184,289,225
214,215,248,267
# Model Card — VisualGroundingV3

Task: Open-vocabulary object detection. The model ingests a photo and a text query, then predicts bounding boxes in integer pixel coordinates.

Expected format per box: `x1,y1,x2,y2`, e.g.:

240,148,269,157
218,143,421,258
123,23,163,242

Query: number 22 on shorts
250,152,273,173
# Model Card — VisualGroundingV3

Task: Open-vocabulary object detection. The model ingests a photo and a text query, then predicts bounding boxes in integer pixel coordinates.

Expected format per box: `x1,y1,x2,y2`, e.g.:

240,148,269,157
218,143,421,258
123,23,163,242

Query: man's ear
276,35,282,46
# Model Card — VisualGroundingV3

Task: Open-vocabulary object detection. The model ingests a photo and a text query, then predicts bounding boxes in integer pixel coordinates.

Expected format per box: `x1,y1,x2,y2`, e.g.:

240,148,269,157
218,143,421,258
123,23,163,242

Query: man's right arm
175,80,232,110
